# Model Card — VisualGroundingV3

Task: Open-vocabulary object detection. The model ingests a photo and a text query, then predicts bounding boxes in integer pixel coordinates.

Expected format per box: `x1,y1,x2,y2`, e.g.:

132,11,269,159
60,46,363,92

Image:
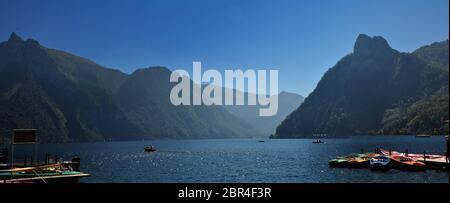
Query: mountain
223,91,304,135
0,33,258,143
275,34,449,138
383,39,449,135
116,67,260,139
413,40,449,70
0,33,140,143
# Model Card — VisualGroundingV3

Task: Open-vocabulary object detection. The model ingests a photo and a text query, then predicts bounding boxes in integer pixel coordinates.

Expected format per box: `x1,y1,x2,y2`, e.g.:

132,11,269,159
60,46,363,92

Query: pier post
24,155,27,167
30,156,33,166
445,135,450,173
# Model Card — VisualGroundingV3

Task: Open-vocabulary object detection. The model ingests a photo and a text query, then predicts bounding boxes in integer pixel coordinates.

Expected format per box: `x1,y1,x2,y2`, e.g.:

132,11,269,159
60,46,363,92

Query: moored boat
329,153,362,168
420,158,449,170
410,154,449,170
390,155,426,171
347,153,378,168
329,157,348,168
347,157,369,168
380,149,449,170
369,155,391,171
347,155,369,168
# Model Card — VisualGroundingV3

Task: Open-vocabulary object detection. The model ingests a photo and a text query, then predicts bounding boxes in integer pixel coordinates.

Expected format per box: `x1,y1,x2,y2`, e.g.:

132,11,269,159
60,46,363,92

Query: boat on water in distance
145,146,156,152
415,134,431,138
312,140,324,144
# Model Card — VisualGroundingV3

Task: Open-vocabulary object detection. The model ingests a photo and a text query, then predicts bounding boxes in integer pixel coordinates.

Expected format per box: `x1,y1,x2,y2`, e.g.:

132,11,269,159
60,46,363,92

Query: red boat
380,150,449,169
407,153,449,170
389,155,426,171
380,149,449,169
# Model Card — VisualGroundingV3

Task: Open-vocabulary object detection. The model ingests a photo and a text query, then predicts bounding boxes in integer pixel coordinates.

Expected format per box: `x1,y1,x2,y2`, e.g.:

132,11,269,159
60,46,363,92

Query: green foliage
275,34,449,138
0,33,259,143
413,40,449,70
382,86,449,135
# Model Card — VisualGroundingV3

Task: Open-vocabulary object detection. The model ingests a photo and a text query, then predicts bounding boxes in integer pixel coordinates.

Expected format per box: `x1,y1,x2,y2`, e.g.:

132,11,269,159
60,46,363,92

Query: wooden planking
3,173,90,183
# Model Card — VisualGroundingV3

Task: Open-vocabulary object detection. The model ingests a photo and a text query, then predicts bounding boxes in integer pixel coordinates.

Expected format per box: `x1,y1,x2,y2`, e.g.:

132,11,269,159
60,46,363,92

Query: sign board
13,129,37,144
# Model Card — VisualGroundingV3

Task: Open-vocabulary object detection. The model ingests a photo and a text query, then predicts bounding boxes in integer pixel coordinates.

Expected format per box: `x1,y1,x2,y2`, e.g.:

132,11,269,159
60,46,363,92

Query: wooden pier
0,129,90,183
2,173,90,183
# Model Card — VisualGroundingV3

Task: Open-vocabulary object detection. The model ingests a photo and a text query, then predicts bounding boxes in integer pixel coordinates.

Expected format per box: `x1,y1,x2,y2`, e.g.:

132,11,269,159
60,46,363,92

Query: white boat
369,155,391,171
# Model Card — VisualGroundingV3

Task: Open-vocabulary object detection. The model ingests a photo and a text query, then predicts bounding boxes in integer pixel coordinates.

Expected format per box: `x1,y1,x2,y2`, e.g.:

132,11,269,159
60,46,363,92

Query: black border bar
0,183,448,201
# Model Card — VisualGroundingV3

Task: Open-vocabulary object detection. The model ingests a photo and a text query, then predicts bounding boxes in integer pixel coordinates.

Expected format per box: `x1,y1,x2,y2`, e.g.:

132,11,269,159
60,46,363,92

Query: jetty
329,148,449,171
0,129,89,183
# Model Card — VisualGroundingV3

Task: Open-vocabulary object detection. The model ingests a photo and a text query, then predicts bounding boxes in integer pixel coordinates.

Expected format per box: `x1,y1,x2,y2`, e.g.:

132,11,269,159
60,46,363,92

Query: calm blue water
9,136,449,183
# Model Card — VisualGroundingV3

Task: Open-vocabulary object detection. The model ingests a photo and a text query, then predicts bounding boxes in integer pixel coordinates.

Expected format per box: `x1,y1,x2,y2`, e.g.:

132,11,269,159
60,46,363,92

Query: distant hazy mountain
116,67,260,139
223,91,304,135
0,33,259,143
275,34,449,138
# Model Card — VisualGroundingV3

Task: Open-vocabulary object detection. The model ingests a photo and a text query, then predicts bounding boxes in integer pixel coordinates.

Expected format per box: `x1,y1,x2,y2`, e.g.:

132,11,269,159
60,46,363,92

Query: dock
2,172,90,183
329,148,449,171
0,129,90,183
0,162,90,183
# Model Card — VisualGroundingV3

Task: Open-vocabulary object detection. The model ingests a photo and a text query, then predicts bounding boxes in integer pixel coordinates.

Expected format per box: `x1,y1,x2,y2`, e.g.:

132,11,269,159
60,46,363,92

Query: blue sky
0,0,448,96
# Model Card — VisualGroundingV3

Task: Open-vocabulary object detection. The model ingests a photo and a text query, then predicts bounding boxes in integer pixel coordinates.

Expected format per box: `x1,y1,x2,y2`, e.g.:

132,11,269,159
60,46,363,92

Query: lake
9,136,449,183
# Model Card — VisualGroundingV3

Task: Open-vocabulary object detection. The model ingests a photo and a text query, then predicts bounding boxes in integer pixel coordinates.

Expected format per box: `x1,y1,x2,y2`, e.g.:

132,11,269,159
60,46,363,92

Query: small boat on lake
312,140,324,144
415,134,431,138
369,155,391,171
144,146,156,152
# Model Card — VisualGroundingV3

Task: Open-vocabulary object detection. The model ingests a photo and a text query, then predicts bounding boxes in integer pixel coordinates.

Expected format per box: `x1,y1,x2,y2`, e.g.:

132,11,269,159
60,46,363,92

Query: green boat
329,153,366,168
328,157,348,167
